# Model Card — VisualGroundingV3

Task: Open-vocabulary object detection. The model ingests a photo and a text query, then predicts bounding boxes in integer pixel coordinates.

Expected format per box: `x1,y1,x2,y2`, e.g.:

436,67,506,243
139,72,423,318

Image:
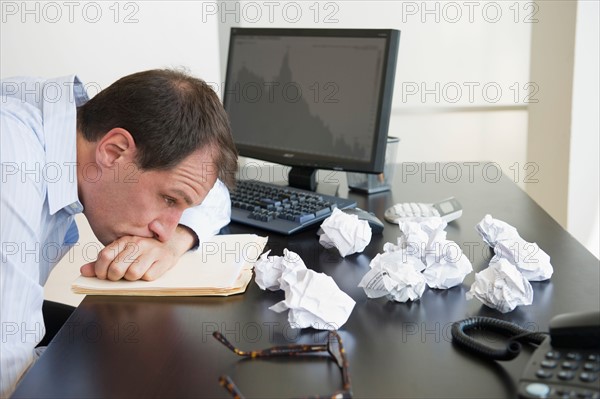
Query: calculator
384,197,463,224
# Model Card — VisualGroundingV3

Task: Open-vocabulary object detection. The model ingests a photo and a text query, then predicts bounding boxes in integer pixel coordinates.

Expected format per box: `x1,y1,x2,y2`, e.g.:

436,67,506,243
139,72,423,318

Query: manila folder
71,234,268,296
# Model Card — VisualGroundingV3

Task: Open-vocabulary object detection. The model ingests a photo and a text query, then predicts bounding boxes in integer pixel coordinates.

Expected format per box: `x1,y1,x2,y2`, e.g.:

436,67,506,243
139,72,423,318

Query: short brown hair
77,69,237,189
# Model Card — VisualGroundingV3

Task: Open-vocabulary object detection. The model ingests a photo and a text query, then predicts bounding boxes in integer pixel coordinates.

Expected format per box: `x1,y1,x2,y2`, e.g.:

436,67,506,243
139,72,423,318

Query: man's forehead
187,146,219,178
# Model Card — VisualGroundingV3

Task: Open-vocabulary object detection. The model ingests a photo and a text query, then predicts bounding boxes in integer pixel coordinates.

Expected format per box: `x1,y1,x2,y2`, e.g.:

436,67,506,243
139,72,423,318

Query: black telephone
451,311,600,398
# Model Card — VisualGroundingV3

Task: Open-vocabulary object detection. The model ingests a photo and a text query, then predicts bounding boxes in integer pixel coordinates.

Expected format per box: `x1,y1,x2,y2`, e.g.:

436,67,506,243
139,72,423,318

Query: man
0,69,238,396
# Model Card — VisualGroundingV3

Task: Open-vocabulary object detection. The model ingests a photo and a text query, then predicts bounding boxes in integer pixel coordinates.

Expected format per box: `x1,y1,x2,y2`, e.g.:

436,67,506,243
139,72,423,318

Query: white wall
568,0,600,258
525,1,599,259
1,1,222,92
526,1,576,232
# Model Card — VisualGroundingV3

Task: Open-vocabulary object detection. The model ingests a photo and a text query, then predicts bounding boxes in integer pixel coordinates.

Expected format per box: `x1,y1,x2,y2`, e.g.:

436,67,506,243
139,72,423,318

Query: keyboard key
580,372,599,383
315,208,331,217
295,213,316,224
584,362,600,372
230,180,356,234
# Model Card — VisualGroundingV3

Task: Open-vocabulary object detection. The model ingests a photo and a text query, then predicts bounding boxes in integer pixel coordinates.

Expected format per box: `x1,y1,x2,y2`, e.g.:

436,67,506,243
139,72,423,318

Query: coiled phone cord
451,316,548,361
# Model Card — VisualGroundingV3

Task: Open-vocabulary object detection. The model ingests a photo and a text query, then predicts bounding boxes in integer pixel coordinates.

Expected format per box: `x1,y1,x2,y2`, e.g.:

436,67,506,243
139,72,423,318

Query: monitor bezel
223,27,400,175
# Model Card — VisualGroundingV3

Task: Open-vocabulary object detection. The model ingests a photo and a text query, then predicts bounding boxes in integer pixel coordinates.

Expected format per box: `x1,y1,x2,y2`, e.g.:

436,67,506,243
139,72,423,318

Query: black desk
13,163,600,398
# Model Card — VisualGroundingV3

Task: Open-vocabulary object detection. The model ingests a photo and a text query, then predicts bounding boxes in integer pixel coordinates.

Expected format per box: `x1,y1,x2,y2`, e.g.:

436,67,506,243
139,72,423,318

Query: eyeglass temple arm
218,375,246,399
213,332,328,357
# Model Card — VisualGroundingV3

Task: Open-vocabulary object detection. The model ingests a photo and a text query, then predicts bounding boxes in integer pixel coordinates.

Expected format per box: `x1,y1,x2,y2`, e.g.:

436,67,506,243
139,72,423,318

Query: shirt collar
43,75,89,215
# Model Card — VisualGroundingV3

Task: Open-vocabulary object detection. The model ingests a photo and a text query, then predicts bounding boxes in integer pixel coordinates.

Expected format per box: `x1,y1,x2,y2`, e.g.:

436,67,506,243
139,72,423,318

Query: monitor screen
223,28,400,187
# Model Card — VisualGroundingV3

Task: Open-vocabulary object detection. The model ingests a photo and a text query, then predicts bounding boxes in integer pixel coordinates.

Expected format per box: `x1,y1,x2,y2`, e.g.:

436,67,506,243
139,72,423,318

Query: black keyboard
230,180,356,235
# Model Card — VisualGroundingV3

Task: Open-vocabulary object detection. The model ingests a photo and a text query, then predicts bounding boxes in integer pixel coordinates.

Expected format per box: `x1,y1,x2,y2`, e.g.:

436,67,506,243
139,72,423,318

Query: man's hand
80,225,197,281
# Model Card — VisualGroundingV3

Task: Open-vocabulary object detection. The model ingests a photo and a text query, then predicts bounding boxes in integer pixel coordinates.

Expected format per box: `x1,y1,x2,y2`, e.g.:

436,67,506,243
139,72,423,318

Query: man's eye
163,196,176,207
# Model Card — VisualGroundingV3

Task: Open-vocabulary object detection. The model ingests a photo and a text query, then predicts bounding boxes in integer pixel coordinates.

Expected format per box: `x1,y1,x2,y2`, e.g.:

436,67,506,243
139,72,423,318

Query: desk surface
13,164,600,398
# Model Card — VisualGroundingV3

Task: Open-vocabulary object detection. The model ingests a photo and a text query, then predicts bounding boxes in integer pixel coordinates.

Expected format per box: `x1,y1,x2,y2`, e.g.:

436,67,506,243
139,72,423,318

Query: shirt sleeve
178,179,232,250
1,102,46,398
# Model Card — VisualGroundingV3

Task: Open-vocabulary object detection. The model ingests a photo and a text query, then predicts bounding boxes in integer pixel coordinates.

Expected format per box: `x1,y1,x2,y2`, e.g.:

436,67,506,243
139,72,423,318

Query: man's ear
95,128,137,168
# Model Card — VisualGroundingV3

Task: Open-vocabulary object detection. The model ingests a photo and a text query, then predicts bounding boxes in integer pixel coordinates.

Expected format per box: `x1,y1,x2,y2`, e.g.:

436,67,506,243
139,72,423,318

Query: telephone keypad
546,351,562,360
557,371,575,380
519,338,599,398
585,363,600,372
563,361,579,370
542,360,558,369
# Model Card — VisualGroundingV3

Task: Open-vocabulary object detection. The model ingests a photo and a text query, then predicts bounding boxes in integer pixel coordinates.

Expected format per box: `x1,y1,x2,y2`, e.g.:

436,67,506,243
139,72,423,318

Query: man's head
76,69,237,245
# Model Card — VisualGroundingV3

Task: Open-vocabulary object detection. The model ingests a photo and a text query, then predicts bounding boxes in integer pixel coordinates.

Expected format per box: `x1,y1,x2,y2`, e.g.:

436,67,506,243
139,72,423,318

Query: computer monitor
223,28,400,191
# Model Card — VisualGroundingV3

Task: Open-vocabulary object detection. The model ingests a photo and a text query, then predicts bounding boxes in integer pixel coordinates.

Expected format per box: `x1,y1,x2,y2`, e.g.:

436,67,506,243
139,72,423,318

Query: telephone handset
451,311,600,398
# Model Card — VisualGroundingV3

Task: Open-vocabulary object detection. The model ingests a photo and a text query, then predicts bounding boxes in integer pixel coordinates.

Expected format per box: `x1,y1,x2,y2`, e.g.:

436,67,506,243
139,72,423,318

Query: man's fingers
93,240,126,279
141,259,173,281
123,253,155,281
80,263,96,277
106,242,140,281
84,236,179,281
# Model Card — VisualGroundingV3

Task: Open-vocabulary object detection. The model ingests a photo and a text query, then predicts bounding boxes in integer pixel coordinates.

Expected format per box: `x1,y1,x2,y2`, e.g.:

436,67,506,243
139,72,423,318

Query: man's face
82,148,218,246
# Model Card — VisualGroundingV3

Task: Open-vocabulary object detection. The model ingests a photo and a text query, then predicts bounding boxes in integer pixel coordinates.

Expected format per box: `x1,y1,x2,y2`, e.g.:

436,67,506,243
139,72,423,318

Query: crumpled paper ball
466,258,533,313
255,249,355,330
270,268,355,330
422,240,473,289
397,217,447,260
319,208,372,256
476,214,519,247
378,219,472,290
477,214,553,281
358,251,427,302
254,249,306,291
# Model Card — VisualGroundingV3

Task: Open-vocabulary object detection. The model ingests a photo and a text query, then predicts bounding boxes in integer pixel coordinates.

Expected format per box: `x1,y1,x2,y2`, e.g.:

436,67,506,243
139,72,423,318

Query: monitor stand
288,166,317,191
287,166,340,196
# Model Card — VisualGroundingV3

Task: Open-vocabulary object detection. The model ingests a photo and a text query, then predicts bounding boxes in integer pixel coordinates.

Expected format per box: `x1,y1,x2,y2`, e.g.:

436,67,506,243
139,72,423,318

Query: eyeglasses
212,330,352,399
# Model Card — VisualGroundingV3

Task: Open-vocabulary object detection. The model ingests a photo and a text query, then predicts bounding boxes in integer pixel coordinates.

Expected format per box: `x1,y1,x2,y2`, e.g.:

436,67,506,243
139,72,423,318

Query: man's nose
148,209,183,242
